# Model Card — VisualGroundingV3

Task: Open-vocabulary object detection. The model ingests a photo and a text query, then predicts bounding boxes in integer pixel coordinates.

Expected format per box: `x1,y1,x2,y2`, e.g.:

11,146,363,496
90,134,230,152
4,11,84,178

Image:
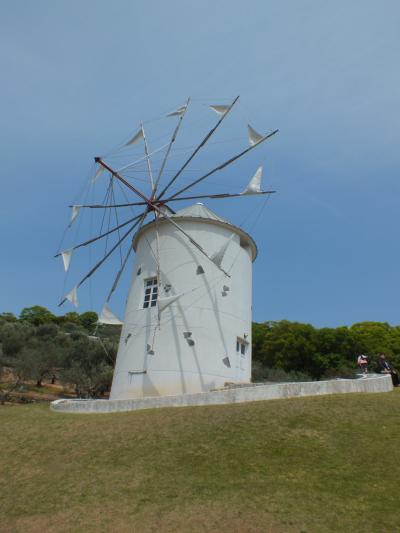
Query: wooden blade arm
156,95,240,200
167,129,279,200
54,213,143,256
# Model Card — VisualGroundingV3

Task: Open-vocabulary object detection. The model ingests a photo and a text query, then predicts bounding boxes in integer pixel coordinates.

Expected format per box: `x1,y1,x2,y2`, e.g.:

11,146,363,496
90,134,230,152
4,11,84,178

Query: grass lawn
1,390,400,532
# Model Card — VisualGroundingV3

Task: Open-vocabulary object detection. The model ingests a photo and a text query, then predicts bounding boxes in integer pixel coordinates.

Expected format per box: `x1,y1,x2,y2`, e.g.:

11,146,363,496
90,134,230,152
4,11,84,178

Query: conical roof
133,203,257,261
171,203,228,223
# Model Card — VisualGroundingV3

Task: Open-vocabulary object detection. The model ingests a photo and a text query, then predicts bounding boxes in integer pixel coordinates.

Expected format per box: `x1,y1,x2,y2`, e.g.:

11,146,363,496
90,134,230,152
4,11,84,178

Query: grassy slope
1,391,400,533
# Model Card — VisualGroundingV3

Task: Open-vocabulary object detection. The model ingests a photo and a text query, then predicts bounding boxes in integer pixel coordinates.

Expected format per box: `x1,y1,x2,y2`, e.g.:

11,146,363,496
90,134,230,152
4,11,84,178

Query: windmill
56,96,278,399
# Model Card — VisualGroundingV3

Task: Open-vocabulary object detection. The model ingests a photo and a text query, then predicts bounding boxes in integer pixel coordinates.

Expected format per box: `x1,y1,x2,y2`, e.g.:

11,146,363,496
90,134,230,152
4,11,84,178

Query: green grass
1,391,400,532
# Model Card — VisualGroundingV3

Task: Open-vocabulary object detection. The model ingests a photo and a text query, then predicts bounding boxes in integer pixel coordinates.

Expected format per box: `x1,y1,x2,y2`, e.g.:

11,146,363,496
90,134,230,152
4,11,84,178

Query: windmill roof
171,203,229,223
133,203,257,261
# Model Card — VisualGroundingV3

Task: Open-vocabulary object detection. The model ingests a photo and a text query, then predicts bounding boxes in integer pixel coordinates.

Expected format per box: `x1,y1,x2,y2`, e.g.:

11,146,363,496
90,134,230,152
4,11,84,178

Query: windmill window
236,338,248,356
143,277,158,308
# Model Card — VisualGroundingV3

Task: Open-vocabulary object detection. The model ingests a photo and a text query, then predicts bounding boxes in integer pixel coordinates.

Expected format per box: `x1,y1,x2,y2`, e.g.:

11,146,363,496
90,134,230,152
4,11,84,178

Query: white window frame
143,277,158,309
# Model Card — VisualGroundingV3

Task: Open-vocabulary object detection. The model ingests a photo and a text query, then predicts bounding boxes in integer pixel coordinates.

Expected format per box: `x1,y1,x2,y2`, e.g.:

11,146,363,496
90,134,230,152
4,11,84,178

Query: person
357,354,368,375
376,353,399,387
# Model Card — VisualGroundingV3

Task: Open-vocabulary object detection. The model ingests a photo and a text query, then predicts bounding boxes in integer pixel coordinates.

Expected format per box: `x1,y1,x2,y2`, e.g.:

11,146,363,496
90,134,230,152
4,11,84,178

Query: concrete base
50,374,393,414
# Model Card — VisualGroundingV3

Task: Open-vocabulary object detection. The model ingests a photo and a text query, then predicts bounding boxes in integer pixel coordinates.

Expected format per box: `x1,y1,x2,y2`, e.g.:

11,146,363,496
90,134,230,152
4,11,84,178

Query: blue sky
1,0,399,327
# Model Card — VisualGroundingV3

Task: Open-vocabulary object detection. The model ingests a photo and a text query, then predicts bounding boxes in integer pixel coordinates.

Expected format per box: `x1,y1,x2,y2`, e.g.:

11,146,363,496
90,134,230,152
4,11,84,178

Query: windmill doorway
236,337,249,381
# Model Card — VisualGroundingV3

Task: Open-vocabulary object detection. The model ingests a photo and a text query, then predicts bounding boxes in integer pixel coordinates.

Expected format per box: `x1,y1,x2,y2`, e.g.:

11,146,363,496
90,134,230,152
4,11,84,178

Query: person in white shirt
357,354,368,375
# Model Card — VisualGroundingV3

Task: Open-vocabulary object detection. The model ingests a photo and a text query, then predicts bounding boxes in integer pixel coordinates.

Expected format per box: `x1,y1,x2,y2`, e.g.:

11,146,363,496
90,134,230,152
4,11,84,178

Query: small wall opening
236,337,249,356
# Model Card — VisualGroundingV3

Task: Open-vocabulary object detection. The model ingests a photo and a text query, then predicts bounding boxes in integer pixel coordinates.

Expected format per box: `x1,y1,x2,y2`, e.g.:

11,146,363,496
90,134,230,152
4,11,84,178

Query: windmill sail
248,124,264,146
70,205,82,225
241,166,263,195
92,165,104,183
66,286,79,308
166,105,187,117
158,294,182,313
125,127,144,146
210,105,230,116
61,249,73,272
98,304,124,325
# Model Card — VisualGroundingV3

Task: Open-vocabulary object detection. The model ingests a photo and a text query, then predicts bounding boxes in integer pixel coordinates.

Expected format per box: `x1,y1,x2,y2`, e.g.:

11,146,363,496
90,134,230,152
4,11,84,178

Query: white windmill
56,96,278,399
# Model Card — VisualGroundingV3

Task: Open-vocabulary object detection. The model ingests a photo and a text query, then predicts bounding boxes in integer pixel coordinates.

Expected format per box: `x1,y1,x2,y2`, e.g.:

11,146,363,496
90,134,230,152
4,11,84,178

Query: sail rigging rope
104,210,148,305
110,184,123,267
58,213,146,307
58,172,94,304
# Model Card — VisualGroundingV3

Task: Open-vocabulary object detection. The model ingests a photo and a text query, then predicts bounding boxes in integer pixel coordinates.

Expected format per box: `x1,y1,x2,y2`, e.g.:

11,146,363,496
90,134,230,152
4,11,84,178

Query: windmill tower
110,203,257,399
56,97,278,400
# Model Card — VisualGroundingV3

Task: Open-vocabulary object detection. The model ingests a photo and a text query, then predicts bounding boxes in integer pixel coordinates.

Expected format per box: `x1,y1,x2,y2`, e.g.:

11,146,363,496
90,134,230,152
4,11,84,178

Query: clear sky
1,0,399,327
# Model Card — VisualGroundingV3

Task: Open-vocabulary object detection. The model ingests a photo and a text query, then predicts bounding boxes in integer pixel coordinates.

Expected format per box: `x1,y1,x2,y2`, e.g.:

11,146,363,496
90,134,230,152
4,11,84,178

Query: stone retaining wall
50,374,393,414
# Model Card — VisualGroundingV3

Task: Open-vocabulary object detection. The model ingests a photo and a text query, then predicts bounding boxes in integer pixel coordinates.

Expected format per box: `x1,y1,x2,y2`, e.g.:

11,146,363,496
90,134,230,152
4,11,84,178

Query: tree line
1,306,399,402
252,320,400,381
0,306,119,403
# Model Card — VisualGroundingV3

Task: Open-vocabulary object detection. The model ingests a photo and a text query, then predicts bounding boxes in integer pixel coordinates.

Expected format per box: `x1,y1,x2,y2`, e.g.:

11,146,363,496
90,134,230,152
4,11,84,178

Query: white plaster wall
110,217,253,399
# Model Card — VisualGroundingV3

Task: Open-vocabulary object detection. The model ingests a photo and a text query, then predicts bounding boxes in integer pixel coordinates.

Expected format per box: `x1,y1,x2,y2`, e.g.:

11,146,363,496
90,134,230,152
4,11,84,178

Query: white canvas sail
158,294,182,313
248,124,264,146
92,165,104,183
61,249,73,272
166,105,187,117
125,127,144,146
210,105,230,116
98,304,124,325
70,205,82,225
241,166,263,195
66,286,79,308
